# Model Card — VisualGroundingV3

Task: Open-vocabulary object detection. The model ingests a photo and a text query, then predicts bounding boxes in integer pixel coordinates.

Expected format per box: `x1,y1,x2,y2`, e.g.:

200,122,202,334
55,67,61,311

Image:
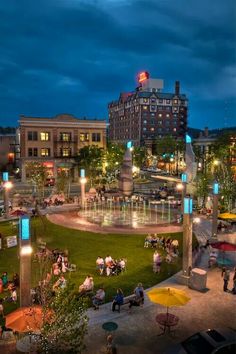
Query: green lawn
0,216,196,314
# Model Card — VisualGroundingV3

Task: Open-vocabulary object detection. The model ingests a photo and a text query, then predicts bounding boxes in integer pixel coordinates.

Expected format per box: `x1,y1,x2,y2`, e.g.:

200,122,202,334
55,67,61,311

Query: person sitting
61,261,69,273
12,273,20,288
79,275,94,293
165,252,172,263
112,288,124,312
118,259,126,272
105,255,113,266
52,263,61,276
53,275,67,292
208,251,218,268
92,287,105,310
129,283,144,312
144,234,152,248
1,272,8,288
10,287,17,303
96,257,105,275
150,235,158,248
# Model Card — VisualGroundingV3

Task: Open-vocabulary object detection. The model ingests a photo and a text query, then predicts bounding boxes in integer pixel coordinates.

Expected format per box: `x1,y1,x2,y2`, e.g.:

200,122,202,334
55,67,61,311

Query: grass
0,216,197,314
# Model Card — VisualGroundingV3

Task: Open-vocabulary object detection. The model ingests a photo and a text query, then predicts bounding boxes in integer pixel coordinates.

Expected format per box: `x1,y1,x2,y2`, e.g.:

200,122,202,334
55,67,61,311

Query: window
158,113,162,118
28,148,38,157
173,107,179,113
61,148,71,157
166,99,170,104
143,105,148,110
159,99,163,103
151,98,156,103
158,128,162,133
80,133,89,142
151,105,156,110
60,132,71,141
166,114,170,118
158,120,163,125
152,88,156,92
143,120,147,124
173,99,178,104
41,148,50,157
40,132,50,141
135,106,139,112
173,128,177,132
143,127,147,131
150,127,155,131
143,98,148,103
27,131,38,141
151,112,155,117
166,121,170,126
92,133,101,142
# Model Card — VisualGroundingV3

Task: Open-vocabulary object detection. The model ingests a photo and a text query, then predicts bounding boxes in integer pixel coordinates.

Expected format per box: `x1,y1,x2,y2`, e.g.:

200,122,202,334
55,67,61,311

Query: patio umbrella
218,213,236,220
147,287,190,316
10,209,28,217
6,306,50,333
217,257,233,266
211,242,236,251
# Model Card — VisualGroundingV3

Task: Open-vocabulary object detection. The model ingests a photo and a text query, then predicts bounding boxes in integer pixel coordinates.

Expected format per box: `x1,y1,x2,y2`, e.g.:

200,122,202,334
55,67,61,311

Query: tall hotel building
108,72,188,148
19,114,106,182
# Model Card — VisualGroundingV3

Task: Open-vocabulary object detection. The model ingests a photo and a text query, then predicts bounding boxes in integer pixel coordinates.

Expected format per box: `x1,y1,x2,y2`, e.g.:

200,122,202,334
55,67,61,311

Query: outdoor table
102,321,118,335
155,313,179,335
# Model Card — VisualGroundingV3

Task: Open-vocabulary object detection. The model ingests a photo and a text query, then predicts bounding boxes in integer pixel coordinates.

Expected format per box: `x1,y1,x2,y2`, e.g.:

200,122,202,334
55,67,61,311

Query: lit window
173,128,177,132
41,148,50,157
166,114,170,118
143,105,148,110
92,133,101,142
60,133,71,141
166,99,170,104
62,148,71,157
158,120,163,125
158,113,162,118
40,132,50,141
143,98,148,103
143,120,147,124
150,127,155,131
151,112,155,116
80,133,89,142
143,127,147,131
173,99,178,104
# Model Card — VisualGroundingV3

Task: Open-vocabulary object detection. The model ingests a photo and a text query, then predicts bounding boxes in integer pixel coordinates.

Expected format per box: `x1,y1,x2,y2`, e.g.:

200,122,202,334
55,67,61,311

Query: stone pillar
19,216,32,307
212,182,219,238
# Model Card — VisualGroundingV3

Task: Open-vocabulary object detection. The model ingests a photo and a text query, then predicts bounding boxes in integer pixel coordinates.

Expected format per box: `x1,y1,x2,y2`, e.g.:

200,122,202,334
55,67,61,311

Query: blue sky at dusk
0,0,235,128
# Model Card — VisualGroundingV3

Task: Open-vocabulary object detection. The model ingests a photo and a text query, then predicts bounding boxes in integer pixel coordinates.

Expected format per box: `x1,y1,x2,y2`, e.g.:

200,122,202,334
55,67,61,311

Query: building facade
108,73,188,148
0,132,20,171
19,114,107,182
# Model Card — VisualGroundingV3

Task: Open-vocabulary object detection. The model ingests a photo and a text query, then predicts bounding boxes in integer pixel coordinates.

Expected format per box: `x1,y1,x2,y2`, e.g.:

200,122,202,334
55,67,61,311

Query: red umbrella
211,242,236,251
10,209,28,217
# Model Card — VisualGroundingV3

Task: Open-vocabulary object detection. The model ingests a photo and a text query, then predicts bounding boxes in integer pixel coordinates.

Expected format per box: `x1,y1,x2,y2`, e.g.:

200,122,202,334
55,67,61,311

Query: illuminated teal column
183,197,193,276
2,172,12,219
212,182,219,238
181,173,187,214
80,169,87,208
19,216,32,307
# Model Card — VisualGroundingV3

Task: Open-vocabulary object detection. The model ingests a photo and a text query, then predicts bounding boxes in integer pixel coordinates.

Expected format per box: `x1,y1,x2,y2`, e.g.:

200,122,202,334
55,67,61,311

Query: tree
154,136,183,174
39,282,88,354
25,162,48,199
133,146,148,169
195,171,213,208
75,145,104,186
56,170,69,194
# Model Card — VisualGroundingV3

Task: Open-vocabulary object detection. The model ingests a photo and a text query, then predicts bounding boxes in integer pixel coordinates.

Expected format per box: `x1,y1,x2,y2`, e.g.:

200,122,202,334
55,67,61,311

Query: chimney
175,81,180,95
204,127,209,137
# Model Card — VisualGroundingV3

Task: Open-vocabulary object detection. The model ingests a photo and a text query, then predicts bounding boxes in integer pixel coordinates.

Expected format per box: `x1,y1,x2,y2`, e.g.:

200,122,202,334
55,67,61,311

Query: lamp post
212,182,219,238
2,172,13,219
80,169,87,208
19,216,32,307
182,197,193,278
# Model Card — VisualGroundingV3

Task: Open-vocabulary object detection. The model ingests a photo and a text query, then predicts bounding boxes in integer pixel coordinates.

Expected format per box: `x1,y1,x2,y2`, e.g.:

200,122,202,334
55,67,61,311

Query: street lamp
80,169,87,208
19,216,32,307
2,172,13,219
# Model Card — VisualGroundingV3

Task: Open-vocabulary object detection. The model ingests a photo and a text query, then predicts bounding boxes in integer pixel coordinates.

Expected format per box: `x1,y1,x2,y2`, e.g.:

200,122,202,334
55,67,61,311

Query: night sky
0,0,235,129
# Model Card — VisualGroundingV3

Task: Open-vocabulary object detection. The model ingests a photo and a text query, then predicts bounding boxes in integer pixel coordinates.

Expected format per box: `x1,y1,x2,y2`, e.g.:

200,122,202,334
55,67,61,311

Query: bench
113,294,136,312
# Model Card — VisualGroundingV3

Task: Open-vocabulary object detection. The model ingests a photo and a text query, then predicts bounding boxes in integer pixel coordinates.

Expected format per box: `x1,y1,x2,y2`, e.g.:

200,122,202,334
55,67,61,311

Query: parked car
166,328,236,354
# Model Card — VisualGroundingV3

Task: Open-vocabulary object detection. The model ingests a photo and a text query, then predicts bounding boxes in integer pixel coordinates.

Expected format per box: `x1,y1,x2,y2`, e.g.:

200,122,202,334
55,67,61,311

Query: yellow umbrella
218,213,236,220
147,287,190,313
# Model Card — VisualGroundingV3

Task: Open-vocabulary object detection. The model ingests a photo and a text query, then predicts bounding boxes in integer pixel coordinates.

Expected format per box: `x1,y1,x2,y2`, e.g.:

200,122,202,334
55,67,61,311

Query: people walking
223,269,230,292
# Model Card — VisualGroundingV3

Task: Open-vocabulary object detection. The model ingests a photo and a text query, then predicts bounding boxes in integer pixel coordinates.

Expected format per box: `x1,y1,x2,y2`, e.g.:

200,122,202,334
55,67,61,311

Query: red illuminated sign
43,162,54,168
138,71,149,83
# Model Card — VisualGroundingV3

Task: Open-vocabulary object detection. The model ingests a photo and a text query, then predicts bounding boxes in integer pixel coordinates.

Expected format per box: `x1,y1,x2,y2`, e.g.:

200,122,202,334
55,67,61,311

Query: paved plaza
84,256,236,354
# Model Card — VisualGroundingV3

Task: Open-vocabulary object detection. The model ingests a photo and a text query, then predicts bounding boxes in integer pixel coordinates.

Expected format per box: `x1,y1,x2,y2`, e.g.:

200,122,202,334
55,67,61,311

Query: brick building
19,114,106,182
108,73,188,149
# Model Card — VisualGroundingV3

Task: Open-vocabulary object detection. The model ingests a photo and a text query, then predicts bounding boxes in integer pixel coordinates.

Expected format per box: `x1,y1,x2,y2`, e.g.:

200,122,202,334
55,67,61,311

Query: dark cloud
0,0,235,129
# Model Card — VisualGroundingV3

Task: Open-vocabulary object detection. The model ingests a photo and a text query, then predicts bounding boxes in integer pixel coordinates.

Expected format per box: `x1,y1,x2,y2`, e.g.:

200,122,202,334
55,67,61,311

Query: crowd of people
0,272,19,304
144,234,179,253
96,256,126,276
